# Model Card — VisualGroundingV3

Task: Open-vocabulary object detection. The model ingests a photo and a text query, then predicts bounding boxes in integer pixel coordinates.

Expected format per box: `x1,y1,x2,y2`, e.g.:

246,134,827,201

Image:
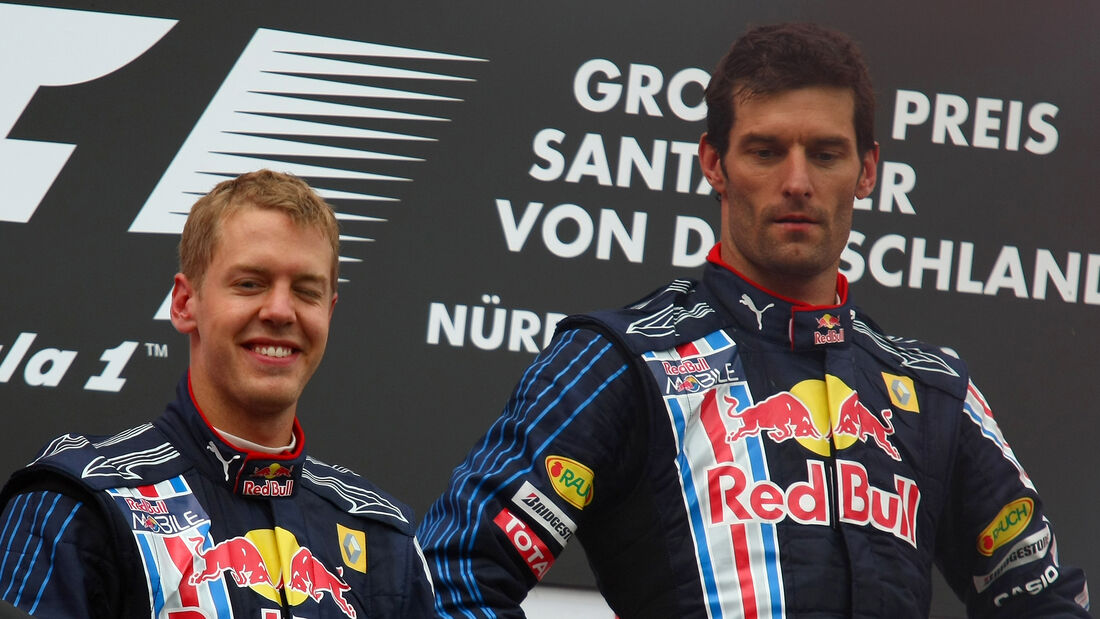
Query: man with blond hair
0,170,434,618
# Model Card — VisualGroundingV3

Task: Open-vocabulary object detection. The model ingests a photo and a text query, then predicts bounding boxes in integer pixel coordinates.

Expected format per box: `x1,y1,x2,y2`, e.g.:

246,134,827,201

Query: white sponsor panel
974,526,1052,593
512,481,577,547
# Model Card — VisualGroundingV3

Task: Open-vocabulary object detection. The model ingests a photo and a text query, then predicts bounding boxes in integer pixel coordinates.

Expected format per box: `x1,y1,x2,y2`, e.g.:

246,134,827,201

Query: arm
417,329,637,618
0,483,122,618
935,380,1089,618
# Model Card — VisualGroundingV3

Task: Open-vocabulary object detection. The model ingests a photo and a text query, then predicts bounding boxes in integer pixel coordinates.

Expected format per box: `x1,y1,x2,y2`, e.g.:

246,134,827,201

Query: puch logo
0,4,176,224
129,28,484,319
724,375,901,460
977,497,1034,556
545,455,593,509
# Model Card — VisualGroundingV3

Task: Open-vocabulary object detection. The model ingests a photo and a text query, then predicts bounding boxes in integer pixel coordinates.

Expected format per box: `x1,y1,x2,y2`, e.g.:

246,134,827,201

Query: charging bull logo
725,375,901,460
253,463,293,479
188,528,356,617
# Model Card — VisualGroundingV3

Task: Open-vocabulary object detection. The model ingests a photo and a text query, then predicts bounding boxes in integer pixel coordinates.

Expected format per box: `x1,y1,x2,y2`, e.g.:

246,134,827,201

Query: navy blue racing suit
419,246,1089,618
0,374,435,618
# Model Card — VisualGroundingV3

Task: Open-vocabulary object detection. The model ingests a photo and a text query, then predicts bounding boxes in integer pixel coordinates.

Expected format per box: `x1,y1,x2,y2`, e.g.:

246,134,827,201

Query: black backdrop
1,2,1097,616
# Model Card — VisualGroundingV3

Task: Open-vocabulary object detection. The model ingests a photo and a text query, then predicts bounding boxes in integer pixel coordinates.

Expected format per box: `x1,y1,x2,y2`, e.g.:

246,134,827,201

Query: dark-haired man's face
700,86,878,304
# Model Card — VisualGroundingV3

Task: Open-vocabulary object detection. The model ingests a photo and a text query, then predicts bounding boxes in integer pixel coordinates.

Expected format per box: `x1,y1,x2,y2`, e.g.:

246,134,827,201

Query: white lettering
573,59,621,113
84,341,138,392
672,216,715,268
427,300,565,352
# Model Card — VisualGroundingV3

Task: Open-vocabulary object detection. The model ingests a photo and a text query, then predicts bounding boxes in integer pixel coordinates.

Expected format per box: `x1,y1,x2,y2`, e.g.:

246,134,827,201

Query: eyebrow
231,265,330,286
738,133,854,148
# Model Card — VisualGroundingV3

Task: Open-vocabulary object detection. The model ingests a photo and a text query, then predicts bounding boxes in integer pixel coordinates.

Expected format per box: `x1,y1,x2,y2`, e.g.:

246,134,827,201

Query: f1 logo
0,3,175,223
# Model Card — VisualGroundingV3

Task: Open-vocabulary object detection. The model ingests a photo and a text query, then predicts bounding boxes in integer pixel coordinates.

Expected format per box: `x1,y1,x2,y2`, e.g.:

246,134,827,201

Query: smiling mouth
250,345,294,358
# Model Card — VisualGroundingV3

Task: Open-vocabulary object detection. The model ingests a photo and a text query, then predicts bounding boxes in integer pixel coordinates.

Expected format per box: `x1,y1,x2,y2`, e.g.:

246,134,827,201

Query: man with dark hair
419,23,1089,618
0,170,435,617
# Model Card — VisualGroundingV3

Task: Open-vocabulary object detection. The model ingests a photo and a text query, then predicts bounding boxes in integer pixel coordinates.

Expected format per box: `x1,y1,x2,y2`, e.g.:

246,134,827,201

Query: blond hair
179,170,340,290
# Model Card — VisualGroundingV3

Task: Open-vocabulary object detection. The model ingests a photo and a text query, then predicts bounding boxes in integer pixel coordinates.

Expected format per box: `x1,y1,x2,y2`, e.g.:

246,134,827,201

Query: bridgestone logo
973,526,1052,593
512,481,576,547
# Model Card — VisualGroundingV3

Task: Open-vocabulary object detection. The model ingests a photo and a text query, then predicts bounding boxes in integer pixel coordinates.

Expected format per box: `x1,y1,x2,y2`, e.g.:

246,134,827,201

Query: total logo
188,527,357,617
724,374,901,460
493,508,554,580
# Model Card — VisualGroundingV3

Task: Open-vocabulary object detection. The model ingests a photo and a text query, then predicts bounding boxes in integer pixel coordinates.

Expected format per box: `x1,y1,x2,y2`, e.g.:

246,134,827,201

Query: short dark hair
704,23,875,157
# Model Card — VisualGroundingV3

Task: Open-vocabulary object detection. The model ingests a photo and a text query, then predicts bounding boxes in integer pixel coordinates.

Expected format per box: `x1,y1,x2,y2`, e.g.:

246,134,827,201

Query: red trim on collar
186,370,304,461
705,243,849,309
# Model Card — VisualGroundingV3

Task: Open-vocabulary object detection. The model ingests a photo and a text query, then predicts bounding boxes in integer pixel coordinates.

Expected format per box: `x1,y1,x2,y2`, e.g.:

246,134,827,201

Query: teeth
255,345,292,358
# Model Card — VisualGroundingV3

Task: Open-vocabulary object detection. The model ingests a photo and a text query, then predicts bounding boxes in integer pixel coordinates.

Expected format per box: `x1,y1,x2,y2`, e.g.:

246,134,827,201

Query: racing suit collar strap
704,244,853,351
166,372,307,498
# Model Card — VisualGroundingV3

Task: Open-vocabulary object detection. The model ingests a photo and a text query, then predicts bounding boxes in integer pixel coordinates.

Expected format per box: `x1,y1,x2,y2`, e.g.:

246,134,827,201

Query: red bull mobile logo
724,375,900,460
188,528,357,617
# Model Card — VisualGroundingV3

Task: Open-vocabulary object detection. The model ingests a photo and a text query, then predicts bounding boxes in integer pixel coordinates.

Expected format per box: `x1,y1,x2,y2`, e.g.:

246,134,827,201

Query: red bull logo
706,459,920,547
814,314,844,344
187,528,357,618
189,536,274,587
125,497,168,515
662,357,711,376
252,463,294,479
724,392,822,443
241,479,294,497
287,546,356,617
139,515,160,532
833,391,899,460
724,376,902,461
676,375,704,393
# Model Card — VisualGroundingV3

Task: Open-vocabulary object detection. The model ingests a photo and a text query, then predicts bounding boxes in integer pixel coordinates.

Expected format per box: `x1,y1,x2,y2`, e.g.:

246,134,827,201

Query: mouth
246,343,298,359
775,213,817,225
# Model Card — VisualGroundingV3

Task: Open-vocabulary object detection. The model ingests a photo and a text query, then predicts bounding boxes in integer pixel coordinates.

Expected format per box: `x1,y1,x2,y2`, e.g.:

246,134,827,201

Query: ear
855,142,880,200
170,273,199,334
328,291,338,320
698,133,727,196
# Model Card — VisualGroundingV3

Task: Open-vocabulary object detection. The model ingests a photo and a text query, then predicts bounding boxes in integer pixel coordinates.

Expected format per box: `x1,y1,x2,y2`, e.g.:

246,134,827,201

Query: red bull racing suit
0,374,435,618
419,246,1089,618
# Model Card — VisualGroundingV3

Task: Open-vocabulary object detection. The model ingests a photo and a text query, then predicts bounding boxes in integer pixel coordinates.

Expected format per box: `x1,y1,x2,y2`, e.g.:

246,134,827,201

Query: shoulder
12,423,187,493
560,277,724,355
849,311,970,398
300,456,416,536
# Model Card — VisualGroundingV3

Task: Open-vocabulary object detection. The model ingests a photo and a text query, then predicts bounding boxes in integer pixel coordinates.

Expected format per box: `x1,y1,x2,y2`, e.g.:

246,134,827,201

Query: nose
258,284,296,326
780,151,813,199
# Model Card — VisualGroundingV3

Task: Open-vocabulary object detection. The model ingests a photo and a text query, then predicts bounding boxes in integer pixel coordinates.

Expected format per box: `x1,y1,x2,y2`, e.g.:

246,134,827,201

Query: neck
716,245,841,307
187,376,297,448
